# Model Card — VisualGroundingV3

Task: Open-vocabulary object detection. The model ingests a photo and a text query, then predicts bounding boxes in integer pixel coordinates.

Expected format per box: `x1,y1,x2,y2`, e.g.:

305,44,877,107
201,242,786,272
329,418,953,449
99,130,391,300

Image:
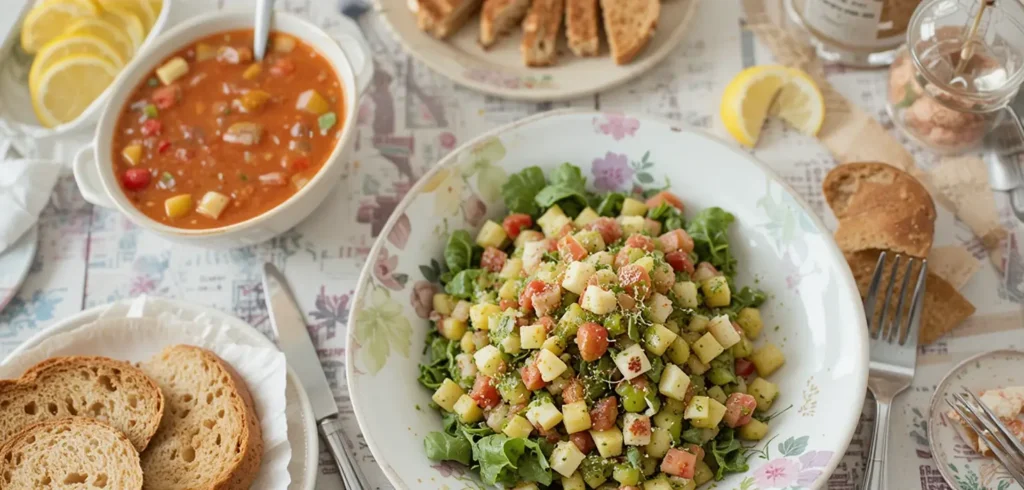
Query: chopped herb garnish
147,77,159,87
143,104,158,119
318,112,337,133
240,173,248,181
160,172,173,183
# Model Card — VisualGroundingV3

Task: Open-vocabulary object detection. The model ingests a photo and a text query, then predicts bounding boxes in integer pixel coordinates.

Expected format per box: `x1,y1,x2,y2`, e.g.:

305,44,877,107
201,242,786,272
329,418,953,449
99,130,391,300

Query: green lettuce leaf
445,269,484,300
595,192,626,217
444,230,475,276
710,428,749,480
686,207,737,276
424,431,472,465
502,167,547,216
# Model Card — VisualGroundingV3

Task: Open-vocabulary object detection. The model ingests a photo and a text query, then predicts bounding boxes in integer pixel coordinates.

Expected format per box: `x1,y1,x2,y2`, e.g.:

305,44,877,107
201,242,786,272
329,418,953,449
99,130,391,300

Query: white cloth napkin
0,159,61,254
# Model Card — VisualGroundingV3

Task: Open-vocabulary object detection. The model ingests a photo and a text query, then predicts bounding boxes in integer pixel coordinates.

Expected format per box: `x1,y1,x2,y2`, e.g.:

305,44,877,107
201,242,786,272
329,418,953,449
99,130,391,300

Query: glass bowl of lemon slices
0,0,171,155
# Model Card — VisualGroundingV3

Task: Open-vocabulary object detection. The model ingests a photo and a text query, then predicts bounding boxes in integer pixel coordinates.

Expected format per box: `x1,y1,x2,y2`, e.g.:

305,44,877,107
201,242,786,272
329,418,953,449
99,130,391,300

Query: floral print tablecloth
1,0,1023,489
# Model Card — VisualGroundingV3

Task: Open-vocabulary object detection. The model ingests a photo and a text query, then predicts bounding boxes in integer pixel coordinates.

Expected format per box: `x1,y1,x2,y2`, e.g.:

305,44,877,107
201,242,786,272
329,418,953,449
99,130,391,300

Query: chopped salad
418,163,786,490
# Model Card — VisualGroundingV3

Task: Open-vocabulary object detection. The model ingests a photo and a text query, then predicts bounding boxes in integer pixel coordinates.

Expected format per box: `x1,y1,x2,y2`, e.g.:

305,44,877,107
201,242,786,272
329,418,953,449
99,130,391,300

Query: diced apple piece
515,229,544,248
614,344,651,380
542,336,565,355
503,414,534,438
748,377,779,411
562,401,592,434
439,318,467,340
643,477,673,490
432,294,455,315
520,324,547,349
500,257,523,279
574,207,599,227
474,345,503,376
658,363,691,401
452,300,471,321
498,280,517,300
582,285,617,315
526,402,563,430
701,276,731,307
431,379,464,412
536,262,565,284
156,57,189,85
687,397,725,429
522,239,550,275
562,261,596,295
536,349,568,381
196,191,230,219
646,427,672,458
122,144,143,166
164,194,192,219
687,314,709,333
643,323,678,356
738,418,770,441
296,89,330,115
501,333,521,354
707,314,741,349
574,230,606,253
453,394,483,423
666,337,690,365
737,307,764,339
537,205,570,237
620,215,645,235
549,440,586,477
590,428,624,458
620,197,648,217
622,413,652,445
561,472,586,490
469,303,502,330
692,332,725,364
476,220,508,249
672,281,699,308
586,251,614,267
750,343,786,377
646,292,673,324
633,256,654,273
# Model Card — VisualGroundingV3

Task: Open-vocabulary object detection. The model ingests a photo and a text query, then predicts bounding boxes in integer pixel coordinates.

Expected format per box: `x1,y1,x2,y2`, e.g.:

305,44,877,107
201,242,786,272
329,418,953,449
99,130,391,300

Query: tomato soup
111,29,345,229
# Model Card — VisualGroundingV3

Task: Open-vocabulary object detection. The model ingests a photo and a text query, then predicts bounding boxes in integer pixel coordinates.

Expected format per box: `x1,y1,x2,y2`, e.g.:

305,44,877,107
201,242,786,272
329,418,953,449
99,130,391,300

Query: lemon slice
100,6,145,50
19,0,99,54
31,54,120,128
98,0,155,31
64,18,135,61
720,65,825,147
29,34,126,92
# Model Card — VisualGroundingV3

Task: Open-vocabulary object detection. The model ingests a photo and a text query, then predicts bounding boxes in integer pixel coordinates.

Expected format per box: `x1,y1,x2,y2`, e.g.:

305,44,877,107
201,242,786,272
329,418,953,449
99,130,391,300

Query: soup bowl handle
73,145,115,208
333,16,374,96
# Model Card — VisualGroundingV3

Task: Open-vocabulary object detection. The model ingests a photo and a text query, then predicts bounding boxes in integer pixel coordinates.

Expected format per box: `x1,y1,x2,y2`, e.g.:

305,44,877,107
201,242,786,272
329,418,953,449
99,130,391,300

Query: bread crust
601,0,658,64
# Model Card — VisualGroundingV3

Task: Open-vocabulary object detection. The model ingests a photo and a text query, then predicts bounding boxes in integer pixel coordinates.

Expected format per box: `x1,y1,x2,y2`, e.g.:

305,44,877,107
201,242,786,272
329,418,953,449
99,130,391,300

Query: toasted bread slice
824,162,936,258
0,417,143,490
140,345,262,490
601,0,659,64
522,0,565,66
565,0,599,56
480,0,531,48
417,0,483,39
0,356,164,452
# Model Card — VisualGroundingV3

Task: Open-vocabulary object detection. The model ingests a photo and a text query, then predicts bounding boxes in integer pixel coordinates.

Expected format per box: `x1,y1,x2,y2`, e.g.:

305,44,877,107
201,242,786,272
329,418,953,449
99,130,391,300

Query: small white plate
0,226,37,312
928,350,1024,490
4,298,320,490
374,0,698,101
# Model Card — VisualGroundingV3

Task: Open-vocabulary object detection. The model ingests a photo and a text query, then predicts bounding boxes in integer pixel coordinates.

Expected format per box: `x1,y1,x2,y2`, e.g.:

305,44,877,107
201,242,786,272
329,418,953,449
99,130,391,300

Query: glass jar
786,0,925,67
886,0,1024,154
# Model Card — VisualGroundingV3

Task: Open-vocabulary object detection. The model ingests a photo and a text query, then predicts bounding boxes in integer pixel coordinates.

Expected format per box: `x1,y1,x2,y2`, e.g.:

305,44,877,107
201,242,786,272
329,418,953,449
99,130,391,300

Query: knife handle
319,416,368,490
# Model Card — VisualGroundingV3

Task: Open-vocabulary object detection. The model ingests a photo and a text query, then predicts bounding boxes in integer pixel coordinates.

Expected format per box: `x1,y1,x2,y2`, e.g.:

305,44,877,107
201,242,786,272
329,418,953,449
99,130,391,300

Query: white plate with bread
0,297,319,490
376,0,698,100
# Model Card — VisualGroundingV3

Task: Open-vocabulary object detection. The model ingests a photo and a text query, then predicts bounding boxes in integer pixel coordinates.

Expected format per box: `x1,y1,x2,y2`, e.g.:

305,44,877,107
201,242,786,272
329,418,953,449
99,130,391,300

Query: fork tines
946,390,1024,485
863,252,928,345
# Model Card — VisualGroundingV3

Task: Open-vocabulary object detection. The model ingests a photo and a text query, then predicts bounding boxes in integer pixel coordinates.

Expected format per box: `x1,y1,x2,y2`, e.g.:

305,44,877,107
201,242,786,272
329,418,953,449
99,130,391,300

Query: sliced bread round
0,356,165,452
140,345,262,490
0,417,143,490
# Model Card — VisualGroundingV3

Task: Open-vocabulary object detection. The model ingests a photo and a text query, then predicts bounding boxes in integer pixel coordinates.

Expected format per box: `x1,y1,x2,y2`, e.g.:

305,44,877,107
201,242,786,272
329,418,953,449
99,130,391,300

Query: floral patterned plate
346,109,869,489
928,350,1024,490
372,0,697,101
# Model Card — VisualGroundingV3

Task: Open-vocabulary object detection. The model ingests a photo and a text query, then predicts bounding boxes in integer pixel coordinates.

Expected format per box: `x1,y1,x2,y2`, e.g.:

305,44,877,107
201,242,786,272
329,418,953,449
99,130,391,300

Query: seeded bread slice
601,0,659,64
565,0,600,56
0,417,143,490
140,345,262,490
0,356,164,452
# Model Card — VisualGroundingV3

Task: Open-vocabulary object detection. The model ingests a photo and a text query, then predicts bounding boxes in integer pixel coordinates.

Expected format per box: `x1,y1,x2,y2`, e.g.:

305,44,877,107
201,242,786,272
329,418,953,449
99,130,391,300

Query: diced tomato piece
122,168,151,190
470,375,501,409
518,280,545,312
502,213,533,239
617,292,636,311
646,191,685,211
537,316,555,332
724,393,758,428
570,431,596,454
659,229,695,254
662,448,697,478
292,157,309,171
585,217,622,244
520,364,547,391
521,281,561,316
683,443,705,462
157,140,171,153
575,322,609,362
558,235,588,262
693,262,721,282
499,299,517,311
644,219,662,236
589,396,618,431
151,84,181,110
562,377,585,404
140,119,162,136
665,251,695,274
629,376,650,391
269,57,295,76
614,248,633,270
554,223,574,239
481,247,508,273
735,358,756,377
625,234,655,252
652,262,675,294
618,264,651,299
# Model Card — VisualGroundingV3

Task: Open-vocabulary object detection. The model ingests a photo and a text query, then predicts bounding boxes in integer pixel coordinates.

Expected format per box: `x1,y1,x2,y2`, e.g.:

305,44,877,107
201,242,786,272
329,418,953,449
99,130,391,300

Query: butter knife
262,263,368,490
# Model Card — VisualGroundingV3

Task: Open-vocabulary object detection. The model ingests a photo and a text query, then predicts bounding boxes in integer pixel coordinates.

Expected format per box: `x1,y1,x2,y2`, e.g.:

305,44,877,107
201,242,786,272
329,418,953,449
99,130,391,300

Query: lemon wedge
31,54,120,128
720,65,825,147
98,0,156,31
19,0,99,54
29,34,126,92
100,6,145,50
64,18,135,61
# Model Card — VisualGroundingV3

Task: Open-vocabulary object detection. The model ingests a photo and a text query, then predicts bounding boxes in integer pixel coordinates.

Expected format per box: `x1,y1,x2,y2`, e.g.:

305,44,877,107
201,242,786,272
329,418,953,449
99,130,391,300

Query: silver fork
946,390,1024,485
862,252,929,490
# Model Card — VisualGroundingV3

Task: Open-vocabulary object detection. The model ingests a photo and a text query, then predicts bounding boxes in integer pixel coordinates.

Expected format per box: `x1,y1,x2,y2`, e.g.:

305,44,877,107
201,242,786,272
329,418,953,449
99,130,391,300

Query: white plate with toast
2,297,319,490
375,0,698,100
